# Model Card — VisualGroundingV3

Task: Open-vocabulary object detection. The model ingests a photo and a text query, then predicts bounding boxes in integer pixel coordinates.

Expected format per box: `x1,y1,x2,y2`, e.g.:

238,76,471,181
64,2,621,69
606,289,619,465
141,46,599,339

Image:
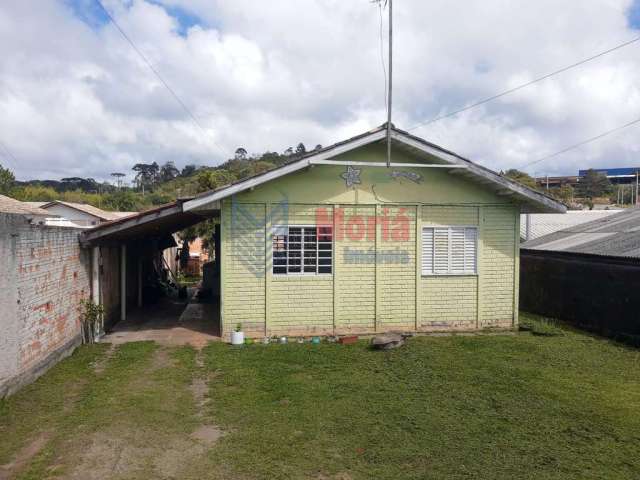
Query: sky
1,0,640,184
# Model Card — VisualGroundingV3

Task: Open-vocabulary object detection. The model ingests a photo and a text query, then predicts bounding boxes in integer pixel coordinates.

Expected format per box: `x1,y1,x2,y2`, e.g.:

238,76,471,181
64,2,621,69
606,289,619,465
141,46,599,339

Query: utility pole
636,170,639,206
385,0,393,168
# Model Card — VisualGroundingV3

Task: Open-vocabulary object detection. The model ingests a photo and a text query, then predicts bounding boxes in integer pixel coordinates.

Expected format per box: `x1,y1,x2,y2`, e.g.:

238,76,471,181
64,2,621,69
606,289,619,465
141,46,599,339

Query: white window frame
272,224,333,276
421,226,478,276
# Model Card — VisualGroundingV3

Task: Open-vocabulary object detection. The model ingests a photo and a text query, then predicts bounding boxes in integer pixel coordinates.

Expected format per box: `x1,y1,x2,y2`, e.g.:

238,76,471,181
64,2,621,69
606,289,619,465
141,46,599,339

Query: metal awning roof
80,199,218,246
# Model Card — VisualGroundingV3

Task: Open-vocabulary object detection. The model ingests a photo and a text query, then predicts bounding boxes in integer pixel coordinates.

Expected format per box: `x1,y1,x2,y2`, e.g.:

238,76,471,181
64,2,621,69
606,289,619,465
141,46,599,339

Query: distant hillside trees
159,161,179,182
503,169,539,190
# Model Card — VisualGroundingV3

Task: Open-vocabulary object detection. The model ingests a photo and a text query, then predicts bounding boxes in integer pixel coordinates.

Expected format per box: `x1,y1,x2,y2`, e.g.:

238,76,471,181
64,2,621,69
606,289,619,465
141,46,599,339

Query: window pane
272,225,333,276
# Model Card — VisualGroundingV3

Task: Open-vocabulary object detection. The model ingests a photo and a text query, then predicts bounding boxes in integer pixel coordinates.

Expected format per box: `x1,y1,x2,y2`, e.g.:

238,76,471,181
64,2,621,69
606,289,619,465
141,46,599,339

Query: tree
314,144,323,151
503,169,538,190
295,143,307,156
102,190,141,211
132,162,160,194
557,184,574,203
577,169,612,199
0,163,15,195
181,164,197,177
159,161,179,182
111,172,126,190
196,170,237,193
234,147,248,160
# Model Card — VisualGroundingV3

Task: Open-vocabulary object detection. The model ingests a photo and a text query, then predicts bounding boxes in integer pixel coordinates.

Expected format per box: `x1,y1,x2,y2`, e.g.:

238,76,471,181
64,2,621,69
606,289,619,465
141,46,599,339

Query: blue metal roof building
578,167,640,178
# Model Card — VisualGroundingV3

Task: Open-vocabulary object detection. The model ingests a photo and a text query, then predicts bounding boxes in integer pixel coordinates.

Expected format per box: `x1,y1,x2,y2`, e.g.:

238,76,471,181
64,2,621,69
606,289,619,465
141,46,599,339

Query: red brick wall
1,213,90,396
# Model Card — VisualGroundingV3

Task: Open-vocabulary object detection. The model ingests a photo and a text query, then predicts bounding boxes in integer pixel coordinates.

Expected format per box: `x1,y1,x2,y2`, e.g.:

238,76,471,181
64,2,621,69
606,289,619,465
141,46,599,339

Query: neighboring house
37,201,135,227
179,237,210,276
81,125,565,340
520,209,622,241
0,194,53,224
520,208,640,338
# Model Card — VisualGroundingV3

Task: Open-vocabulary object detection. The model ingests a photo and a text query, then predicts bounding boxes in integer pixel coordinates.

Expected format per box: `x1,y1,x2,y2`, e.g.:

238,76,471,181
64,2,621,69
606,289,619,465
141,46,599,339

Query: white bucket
231,331,245,345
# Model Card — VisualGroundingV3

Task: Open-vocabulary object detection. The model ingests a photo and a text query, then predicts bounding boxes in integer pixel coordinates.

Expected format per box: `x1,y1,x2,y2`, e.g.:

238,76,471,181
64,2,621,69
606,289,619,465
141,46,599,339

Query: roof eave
183,126,566,214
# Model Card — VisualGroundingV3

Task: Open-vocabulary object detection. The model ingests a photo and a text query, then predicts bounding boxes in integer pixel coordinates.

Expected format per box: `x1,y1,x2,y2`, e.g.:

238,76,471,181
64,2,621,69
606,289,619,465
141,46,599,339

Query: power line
95,0,219,149
518,116,640,170
0,140,18,169
407,35,640,131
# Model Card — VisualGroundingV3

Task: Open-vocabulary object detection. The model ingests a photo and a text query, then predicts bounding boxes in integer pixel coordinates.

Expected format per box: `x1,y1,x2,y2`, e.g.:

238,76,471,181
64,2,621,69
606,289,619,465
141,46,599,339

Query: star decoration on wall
341,165,362,188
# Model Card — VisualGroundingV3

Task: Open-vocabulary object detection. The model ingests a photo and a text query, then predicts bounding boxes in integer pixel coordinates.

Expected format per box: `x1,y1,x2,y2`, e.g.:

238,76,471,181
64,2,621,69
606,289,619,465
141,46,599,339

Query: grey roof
520,210,622,240
522,208,640,258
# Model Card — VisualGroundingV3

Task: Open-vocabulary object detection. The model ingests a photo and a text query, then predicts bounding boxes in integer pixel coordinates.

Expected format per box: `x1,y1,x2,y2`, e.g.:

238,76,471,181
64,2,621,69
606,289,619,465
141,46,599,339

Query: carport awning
80,199,219,246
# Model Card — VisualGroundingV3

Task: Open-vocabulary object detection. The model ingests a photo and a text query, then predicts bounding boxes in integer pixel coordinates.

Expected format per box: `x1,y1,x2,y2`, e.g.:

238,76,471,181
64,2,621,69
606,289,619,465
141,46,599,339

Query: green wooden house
182,125,565,339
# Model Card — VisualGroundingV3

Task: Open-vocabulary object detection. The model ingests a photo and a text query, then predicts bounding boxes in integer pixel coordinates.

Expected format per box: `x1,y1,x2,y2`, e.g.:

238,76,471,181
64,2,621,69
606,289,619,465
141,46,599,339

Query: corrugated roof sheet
520,210,621,240
522,208,640,258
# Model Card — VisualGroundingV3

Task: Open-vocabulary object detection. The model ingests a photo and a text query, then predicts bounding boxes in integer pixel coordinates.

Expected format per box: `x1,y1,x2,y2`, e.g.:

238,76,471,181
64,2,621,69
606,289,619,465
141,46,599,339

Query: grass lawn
1,313,639,479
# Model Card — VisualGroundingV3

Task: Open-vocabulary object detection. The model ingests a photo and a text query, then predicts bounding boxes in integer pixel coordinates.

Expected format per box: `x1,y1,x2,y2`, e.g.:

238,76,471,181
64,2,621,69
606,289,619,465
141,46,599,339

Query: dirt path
63,347,223,479
190,350,224,447
0,432,50,480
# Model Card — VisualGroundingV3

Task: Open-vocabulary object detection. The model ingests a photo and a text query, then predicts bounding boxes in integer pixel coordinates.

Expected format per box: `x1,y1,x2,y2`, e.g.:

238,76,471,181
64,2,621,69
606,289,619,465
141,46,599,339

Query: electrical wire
407,35,640,132
95,0,219,149
0,140,18,169
518,117,640,170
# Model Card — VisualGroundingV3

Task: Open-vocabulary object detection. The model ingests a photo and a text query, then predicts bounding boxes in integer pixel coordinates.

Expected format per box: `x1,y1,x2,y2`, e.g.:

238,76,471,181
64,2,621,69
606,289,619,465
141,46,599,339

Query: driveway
102,292,221,348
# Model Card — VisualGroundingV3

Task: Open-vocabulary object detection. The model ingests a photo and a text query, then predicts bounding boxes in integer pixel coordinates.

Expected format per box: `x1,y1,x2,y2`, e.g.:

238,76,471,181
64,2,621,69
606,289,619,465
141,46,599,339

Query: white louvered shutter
422,226,478,275
464,228,477,273
421,227,434,275
450,227,466,273
433,228,450,274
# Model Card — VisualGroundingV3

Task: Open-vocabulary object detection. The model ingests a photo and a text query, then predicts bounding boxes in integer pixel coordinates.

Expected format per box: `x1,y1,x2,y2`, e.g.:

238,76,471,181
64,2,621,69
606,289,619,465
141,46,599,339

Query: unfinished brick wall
1,213,90,397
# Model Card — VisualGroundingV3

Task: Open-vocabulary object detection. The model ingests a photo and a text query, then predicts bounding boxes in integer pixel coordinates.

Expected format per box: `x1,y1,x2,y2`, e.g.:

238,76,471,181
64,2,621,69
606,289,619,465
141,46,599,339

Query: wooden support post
91,246,103,338
137,255,142,308
121,244,127,322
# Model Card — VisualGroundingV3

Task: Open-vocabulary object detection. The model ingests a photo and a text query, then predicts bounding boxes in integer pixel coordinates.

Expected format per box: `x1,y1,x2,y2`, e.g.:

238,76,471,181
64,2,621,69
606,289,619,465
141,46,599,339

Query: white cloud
0,0,639,182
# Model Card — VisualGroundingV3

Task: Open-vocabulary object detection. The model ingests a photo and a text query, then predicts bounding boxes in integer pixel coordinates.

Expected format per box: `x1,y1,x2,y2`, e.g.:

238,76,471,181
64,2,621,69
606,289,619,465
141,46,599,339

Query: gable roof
522,208,640,258
183,125,566,214
0,194,51,216
40,201,136,221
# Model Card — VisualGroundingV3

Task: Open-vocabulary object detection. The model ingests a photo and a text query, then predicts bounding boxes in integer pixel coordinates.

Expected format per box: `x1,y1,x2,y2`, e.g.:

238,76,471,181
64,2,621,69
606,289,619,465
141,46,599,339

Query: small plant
79,299,104,344
520,316,564,337
231,322,244,345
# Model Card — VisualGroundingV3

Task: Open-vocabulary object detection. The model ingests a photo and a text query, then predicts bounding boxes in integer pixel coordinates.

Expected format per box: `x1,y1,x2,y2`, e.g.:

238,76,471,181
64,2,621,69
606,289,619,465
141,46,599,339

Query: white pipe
91,247,100,304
